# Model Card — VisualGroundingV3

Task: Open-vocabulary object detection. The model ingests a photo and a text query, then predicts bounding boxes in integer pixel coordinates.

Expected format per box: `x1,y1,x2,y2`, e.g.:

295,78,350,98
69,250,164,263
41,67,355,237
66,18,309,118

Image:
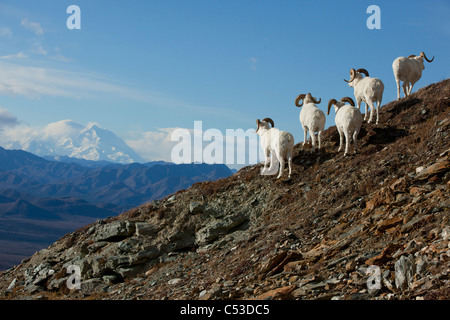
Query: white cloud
0,52,28,59
21,18,43,36
0,61,252,123
125,124,263,166
125,128,181,162
0,61,145,99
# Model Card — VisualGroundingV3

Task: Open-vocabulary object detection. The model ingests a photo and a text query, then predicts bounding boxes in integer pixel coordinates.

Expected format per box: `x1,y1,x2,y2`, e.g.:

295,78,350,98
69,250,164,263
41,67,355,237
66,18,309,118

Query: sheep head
262,118,275,128
256,118,274,133
295,93,321,107
409,52,434,63
327,97,355,115
344,68,369,86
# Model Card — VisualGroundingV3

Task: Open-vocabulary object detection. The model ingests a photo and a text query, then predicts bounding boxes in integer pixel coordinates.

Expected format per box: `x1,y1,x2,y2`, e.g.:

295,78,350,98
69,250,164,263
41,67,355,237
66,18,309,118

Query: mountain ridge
0,79,448,300
10,120,145,164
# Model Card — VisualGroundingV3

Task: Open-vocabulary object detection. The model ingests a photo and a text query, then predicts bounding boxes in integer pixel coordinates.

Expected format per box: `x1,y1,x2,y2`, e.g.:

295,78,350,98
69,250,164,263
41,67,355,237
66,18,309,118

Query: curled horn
327,99,337,115
420,51,434,62
340,97,355,106
408,54,417,58
295,94,306,107
344,68,356,83
311,95,321,104
262,118,274,128
356,68,369,77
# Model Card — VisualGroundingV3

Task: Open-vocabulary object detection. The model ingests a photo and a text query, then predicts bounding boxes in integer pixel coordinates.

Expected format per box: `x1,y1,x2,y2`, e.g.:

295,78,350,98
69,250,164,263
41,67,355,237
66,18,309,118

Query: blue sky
0,0,449,163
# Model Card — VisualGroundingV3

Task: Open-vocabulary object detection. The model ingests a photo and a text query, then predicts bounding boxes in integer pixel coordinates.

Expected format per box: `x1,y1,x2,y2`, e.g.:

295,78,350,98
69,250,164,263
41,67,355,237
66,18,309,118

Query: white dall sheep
344,68,384,125
392,51,434,100
256,118,294,179
295,93,326,152
327,97,363,156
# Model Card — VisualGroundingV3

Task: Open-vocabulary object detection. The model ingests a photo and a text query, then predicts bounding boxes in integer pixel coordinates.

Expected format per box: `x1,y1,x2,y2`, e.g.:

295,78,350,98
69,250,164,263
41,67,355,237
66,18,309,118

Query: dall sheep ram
295,93,326,152
392,51,434,100
256,118,294,179
344,68,384,125
327,97,363,156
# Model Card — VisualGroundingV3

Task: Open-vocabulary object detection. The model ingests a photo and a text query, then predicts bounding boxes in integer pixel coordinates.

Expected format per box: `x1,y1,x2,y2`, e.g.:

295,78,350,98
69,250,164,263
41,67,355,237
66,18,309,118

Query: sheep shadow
366,126,408,145
292,147,334,168
387,98,421,120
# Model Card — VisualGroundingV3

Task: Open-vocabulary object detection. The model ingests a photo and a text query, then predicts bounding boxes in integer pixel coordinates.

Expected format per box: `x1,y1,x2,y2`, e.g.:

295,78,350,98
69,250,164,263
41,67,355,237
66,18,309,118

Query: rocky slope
0,80,449,300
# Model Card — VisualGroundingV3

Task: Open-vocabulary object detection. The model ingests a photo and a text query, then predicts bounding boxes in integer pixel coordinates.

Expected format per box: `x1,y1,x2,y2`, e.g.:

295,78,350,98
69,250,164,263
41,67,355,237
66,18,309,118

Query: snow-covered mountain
19,120,144,164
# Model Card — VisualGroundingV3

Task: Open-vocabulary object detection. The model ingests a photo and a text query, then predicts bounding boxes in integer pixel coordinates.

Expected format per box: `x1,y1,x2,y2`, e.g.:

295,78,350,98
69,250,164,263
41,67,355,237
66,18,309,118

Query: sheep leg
302,126,308,147
408,81,416,96
287,152,292,178
344,130,351,156
396,79,401,100
364,103,369,122
337,127,344,152
353,129,360,154
277,155,285,179
356,98,366,122
317,131,322,150
376,98,382,125
402,82,408,97
263,149,270,171
367,101,375,124
310,130,316,153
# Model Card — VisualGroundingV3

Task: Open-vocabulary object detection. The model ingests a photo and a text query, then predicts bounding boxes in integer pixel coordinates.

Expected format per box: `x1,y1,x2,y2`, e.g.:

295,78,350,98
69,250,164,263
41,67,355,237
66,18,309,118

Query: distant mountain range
0,146,232,210
0,146,233,269
9,120,145,164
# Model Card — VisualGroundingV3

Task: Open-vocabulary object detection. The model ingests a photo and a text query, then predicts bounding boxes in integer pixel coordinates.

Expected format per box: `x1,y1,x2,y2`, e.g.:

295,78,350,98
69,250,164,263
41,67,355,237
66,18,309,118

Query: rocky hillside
1,80,449,300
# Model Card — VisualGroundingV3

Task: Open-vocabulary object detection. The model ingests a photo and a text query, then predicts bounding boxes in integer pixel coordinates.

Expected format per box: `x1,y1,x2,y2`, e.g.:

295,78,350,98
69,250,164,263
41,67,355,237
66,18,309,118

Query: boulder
93,221,135,242
195,212,248,245
189,201,205,214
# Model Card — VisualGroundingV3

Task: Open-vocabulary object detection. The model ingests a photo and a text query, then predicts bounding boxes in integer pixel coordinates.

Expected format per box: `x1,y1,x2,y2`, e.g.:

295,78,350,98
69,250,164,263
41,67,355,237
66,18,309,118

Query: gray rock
395,255,415,290
135,222,161,237
93,220,135,242
130,246,160,265
189,201,205,214
195,212,248,245
81,278,106,295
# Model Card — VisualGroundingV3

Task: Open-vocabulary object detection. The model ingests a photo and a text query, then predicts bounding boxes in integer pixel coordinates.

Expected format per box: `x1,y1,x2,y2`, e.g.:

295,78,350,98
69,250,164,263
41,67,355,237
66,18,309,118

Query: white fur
328,98,363,156
393,52,434,100
345,69,384,125
256,119,294,179
296,93,326,152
